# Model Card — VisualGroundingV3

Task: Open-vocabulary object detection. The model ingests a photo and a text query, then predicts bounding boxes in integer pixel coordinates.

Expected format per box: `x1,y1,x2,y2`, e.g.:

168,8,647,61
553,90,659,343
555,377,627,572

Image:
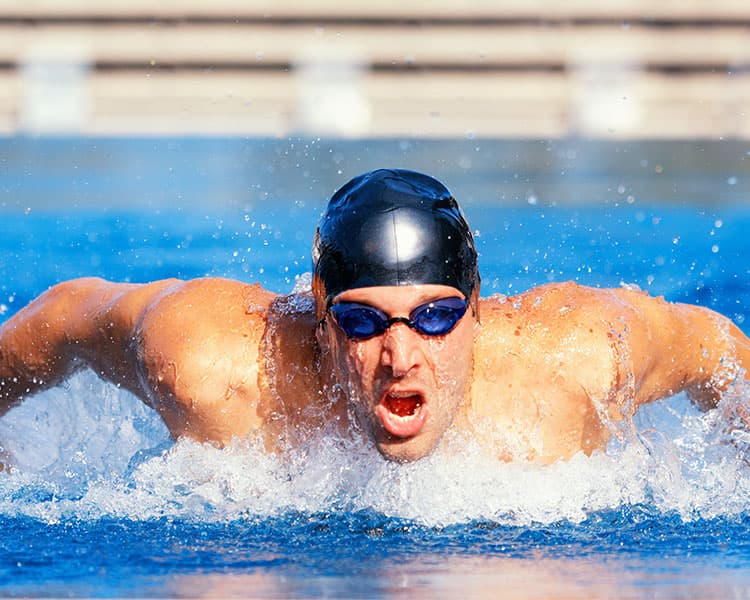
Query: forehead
334,284,464,312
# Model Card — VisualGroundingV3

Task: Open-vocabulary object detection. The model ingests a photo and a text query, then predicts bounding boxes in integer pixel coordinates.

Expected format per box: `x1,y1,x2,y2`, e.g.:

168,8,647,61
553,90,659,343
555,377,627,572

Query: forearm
610,288,750,410
685,313,750,407
0,326,77,411
0,278,105,412
654,302,750,409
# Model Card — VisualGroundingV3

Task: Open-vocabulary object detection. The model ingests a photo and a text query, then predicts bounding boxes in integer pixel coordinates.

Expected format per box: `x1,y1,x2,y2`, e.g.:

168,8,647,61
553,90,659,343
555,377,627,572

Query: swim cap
312,169,479,308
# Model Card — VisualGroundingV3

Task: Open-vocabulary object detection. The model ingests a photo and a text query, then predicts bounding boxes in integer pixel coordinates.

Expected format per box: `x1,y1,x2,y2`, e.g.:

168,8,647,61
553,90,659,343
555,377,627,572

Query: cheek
330,334,379,385
426,326,474,390
348,342,383,387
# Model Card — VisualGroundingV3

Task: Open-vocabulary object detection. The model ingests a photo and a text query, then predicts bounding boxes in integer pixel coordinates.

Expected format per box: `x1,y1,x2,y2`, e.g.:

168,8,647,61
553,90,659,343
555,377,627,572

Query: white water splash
0,370,749,526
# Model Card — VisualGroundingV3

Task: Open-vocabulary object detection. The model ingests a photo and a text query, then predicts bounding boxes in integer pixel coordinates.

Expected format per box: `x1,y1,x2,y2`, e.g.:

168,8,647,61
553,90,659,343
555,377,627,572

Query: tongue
376,394,430,438
386,395,421,416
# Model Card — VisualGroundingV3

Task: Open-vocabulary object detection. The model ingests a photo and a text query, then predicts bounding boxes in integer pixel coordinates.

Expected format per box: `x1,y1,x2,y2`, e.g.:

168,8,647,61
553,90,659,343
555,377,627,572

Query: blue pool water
2,137,750,597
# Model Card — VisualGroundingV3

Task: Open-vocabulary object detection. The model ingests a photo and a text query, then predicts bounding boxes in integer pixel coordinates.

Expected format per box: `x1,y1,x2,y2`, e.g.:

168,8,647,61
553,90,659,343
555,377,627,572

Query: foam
0,370,749,526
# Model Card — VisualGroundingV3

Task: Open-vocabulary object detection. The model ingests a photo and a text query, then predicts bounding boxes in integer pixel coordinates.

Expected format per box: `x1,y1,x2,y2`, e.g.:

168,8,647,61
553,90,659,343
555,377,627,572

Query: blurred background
0,1,748,212
2,0,750,139
1,0,750,214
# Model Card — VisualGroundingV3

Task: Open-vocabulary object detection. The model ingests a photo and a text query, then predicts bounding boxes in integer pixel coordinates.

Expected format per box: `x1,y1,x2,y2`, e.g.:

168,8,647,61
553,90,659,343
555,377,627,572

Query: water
2,137,750,597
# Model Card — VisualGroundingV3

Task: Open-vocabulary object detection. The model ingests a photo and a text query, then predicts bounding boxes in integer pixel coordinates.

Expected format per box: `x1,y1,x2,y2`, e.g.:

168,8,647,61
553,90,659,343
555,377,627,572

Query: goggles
328,296,468,340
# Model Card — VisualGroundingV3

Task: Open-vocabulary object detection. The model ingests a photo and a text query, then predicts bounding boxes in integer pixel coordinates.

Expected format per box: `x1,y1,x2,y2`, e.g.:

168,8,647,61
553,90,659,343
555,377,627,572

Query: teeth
390,412,416,422
388,391,420,399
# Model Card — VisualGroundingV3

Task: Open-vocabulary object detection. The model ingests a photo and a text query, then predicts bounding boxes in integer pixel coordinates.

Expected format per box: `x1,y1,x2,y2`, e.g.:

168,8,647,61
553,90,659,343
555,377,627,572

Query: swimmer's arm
616,289,750,410
0,276,278,445
0,277,178,414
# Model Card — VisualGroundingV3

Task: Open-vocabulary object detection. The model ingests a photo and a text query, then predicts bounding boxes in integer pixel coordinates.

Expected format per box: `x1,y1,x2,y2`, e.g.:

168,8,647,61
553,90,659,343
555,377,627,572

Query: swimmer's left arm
613,288,750,410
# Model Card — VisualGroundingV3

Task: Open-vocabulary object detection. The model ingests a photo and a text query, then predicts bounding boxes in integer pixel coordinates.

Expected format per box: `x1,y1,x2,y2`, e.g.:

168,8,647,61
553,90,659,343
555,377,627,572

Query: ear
469,288,481,339
316,319,331,354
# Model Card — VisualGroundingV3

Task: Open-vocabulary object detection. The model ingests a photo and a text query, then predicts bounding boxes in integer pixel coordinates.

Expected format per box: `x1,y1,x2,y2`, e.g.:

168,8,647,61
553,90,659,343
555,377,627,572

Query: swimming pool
2,137,750,597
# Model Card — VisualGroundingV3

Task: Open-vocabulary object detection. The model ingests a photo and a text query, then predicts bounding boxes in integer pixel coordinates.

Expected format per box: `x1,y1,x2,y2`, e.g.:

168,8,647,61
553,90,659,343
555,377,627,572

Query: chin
375,437,438,463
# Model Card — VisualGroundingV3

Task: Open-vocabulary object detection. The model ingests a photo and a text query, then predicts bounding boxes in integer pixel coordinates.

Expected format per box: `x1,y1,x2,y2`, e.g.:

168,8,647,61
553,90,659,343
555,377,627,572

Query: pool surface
2,137,750,597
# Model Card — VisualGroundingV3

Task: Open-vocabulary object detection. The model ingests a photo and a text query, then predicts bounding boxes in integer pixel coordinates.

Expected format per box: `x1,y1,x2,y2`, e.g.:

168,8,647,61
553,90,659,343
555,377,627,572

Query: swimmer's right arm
0,277,180,414
0,277,279,445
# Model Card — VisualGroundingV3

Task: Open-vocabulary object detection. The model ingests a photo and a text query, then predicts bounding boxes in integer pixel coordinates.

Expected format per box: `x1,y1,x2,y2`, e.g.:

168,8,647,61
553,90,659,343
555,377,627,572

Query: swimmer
1,168,749,463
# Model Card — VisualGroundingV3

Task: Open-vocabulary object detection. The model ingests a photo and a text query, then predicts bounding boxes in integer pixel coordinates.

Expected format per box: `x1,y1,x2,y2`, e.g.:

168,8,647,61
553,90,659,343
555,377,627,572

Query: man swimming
1,169,749,463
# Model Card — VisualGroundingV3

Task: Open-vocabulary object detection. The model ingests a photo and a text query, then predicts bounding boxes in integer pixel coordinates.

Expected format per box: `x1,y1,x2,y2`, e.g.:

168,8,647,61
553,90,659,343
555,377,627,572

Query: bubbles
292,271,313,294
1,372,750,526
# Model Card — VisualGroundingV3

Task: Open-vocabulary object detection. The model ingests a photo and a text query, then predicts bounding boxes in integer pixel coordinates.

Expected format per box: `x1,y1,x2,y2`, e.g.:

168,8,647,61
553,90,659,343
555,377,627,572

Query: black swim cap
312,169,479,308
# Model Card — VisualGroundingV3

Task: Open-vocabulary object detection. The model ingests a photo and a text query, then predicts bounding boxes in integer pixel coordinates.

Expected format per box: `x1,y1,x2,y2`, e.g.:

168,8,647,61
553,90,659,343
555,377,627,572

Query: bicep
614,290,750,409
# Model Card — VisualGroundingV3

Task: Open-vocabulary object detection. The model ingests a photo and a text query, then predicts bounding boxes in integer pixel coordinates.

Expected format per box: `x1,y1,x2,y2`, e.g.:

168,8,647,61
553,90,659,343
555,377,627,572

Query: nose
380,322,421,377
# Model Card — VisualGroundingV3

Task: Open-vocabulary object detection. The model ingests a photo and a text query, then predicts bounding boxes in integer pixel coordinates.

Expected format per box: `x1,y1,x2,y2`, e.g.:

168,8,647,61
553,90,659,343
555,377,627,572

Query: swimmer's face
319,284,477,462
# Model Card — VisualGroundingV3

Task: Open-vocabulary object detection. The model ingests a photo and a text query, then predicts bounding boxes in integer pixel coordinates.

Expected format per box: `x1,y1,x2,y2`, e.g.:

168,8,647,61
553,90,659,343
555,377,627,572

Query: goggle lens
333,305,388,339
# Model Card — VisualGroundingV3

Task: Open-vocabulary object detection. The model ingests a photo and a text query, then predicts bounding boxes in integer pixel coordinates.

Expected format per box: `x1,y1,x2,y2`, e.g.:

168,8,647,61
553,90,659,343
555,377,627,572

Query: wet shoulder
136,279,285,380
479,281,636,330
134,278,283,441
135,278,278,385
144,276,274,319
475,282,628,383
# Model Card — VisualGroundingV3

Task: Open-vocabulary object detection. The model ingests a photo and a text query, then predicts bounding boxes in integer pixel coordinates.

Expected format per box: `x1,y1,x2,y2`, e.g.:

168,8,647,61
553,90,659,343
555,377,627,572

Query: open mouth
376,391,429,438
384,393,422,417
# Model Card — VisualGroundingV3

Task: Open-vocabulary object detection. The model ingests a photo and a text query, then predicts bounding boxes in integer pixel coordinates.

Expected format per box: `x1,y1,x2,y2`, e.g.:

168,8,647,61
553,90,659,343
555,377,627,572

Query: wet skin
1,277,750,464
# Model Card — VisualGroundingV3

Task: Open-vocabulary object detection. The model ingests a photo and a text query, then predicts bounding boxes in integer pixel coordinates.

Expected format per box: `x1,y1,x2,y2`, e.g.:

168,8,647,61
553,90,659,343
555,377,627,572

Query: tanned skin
1,277,749,464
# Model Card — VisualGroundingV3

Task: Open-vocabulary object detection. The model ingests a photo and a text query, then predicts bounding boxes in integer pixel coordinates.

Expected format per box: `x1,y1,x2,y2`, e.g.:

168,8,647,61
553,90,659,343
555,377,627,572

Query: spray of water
0,368,748,527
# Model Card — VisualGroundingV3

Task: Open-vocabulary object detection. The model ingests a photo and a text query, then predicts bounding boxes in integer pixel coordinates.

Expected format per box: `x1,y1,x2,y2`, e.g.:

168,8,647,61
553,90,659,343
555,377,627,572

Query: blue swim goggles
328,296,468,340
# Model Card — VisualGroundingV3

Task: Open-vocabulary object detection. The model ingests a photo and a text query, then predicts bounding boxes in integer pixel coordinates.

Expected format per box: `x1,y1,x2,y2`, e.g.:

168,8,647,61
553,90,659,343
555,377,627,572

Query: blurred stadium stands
1,0,749,138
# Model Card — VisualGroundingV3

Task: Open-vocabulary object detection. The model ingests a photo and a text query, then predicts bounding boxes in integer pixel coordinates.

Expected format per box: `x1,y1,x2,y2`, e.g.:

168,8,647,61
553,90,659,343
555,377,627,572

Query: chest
469,320,616,461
